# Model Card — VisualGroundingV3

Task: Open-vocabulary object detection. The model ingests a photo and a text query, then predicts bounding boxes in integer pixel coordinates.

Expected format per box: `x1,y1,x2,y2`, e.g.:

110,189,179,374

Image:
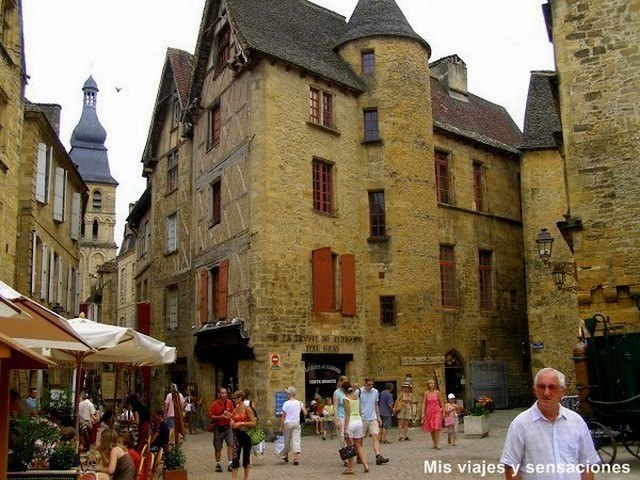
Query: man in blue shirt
23,387,39,416
359,377,389,465
378,382,394,444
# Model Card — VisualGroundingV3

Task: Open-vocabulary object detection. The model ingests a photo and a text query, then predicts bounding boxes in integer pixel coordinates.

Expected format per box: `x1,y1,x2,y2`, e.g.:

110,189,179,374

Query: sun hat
402,382,412,388
447,393,456,399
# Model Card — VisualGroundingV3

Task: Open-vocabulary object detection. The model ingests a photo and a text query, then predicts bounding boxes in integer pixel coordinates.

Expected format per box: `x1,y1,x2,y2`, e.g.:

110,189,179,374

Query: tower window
361,51,375,73
363,109,379,142
92,191,102,211
92,219,99,240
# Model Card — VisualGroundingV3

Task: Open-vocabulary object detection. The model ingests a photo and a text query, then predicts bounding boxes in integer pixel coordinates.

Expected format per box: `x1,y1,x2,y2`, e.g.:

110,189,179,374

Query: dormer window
217,24,231,71
171,91,181,129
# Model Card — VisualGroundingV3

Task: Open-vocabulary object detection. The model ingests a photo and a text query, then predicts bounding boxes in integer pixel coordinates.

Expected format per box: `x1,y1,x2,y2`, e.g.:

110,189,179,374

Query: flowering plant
470,396,495,416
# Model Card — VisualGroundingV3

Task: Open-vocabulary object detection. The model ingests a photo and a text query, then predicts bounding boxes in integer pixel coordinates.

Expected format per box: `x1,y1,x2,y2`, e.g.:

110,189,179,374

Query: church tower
69,76,118,304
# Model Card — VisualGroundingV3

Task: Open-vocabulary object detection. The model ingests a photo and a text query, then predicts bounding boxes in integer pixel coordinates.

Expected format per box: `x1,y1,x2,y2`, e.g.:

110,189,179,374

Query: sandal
399,437,404,442
342,470,355,475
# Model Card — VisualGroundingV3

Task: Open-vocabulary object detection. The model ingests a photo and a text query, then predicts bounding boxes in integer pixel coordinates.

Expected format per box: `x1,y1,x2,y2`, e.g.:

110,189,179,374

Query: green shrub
163,444,186,471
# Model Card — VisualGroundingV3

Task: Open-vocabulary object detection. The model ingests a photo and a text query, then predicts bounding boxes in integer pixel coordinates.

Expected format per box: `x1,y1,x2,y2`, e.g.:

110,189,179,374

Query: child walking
444,393,462,446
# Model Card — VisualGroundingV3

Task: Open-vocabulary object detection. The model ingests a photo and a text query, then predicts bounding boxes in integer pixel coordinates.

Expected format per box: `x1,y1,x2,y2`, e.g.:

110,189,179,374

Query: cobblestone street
181,409,639,479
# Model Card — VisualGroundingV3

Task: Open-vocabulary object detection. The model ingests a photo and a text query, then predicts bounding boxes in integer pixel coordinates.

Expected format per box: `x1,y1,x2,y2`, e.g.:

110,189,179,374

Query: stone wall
0,0,25,284
549,0,640,327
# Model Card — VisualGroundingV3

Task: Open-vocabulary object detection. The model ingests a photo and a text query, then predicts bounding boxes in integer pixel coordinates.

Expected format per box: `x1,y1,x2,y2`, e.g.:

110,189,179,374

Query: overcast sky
22,0,554,246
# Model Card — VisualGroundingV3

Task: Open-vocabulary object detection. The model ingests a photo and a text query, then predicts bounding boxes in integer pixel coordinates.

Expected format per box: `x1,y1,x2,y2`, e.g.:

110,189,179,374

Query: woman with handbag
395,382,414,441
229,389,256,480
342,381,369,474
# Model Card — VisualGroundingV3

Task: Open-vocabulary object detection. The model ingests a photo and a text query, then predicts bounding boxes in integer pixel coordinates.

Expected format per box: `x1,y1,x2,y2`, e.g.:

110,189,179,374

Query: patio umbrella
0,280,91,479
19,314,177,426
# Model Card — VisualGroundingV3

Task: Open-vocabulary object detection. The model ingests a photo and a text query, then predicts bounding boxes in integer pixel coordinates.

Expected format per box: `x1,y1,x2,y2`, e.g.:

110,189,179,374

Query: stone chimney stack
430,54,468,102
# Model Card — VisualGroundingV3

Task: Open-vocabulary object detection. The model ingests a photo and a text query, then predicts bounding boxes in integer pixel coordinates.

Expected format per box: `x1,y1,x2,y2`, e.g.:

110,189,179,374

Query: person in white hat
444,393,463,446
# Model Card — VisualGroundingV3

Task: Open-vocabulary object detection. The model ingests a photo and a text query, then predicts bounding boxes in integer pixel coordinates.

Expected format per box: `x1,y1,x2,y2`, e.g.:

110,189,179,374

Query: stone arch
444,349,466,403
92,190,102,211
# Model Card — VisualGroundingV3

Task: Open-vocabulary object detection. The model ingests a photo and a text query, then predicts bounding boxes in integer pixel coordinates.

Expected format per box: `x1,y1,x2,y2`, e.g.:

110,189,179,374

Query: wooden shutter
53,167,66,221
341,254,356,316
136,301,151,334
57,256,64,304
48,250,56,302
71,192,81,240
30,232,37,295
217,260,229,319
312,247,333,312
40,244,48,300
36,143,47,202
199,269,208,325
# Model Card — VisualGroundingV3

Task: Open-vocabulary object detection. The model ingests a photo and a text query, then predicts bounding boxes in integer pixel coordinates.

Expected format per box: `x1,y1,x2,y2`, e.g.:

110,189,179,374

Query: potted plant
48,440,78,470
8,415,60,471
163,443,187,480
463,396,494,438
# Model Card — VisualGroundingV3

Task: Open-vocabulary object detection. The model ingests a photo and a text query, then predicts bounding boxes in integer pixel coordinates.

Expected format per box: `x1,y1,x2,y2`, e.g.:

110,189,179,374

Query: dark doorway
302,353,353,402
216,356,239,394
444,350,465,403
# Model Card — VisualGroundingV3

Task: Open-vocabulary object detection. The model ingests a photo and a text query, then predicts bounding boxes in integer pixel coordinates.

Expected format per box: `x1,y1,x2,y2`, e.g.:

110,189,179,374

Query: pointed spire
335,0,430,54
69,76,118,185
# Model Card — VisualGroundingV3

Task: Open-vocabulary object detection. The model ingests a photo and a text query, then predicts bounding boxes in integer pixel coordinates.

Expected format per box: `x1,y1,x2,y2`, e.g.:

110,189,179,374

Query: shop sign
400,356,444,366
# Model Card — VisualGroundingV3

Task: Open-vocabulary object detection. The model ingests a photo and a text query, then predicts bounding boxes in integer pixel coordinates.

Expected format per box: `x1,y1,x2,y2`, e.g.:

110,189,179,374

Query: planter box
7,470,80,480
163,469,188,480
464,414,489,438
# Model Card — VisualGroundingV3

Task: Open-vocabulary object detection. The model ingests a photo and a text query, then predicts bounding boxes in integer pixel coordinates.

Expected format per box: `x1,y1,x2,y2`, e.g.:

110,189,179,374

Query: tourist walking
209,387,234,472
164,383,185,443
500,367,600,480
444,393,462,446
394,382,415,441
279,386,305,465
333,375,348,450
421,379,443,449
359,376,389,465
342,381,369,474
230,389,256,480
378,382,394,444
184,389,199,434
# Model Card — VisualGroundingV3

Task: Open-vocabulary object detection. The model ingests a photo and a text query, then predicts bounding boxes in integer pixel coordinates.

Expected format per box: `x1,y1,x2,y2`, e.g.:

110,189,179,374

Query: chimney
40,104,63,135
430,55,468,102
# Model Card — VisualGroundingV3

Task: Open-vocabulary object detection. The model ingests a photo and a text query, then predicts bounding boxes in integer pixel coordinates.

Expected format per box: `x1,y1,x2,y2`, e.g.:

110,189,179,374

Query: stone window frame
435,149,453,205
478,249,494,311
312,157,334,215
308,86,335,129
363,109,380,143
361,50,375,74
368,190,387,240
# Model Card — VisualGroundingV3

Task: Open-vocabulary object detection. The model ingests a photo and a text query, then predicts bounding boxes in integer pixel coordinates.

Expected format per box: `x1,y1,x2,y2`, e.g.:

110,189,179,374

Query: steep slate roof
168,48,193,105
521,71,561,150
335,0,430,54
189,0,366,103
69,76,118,185
431,77,522,153
141,48,193,166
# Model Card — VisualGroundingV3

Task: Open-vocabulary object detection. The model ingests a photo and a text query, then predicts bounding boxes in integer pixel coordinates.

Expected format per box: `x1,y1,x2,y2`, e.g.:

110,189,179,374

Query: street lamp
535,228,554,265
535,228,574,290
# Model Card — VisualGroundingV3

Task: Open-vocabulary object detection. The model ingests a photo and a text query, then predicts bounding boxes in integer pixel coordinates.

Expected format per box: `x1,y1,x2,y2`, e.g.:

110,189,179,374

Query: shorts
346,419,364,439
381,415,392,430
166,416,175,429
213,426,233,450
362,419,380,436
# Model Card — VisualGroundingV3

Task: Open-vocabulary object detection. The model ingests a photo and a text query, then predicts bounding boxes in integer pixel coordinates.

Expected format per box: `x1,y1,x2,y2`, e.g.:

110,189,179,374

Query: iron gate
470,360,508,408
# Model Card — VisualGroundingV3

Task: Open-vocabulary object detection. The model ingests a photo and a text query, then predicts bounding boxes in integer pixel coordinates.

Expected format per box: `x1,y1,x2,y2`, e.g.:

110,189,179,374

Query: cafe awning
194,319,254,362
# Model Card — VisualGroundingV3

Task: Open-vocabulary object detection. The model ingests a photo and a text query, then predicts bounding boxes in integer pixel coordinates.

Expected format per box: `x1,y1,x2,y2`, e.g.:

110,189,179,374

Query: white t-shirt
78,398,96,423
281,399,303,424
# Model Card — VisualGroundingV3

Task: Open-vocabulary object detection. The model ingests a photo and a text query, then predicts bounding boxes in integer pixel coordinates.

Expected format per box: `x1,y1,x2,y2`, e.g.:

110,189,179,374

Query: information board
275,390,287,417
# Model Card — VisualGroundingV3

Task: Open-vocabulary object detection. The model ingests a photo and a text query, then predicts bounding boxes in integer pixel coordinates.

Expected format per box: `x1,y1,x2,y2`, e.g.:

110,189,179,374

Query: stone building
163,0,531,417
0,0,26,284
521,0,640,378
69,76,119,314
520,71,579,382
14,102,88,317
129,48,195,399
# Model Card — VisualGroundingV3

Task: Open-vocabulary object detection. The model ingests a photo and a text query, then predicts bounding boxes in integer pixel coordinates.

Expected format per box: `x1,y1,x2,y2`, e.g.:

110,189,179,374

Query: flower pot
163,469,188,480
464,414,489,438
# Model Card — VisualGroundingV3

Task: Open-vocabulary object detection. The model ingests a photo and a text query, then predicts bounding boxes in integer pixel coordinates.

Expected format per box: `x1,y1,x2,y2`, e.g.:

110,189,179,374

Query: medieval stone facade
14,103,88,316
0,0,25,285
521,0,640,379
120,0,529,417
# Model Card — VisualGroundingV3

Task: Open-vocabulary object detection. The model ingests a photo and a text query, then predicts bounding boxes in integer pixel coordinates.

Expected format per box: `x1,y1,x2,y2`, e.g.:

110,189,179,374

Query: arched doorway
444,350,465,403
